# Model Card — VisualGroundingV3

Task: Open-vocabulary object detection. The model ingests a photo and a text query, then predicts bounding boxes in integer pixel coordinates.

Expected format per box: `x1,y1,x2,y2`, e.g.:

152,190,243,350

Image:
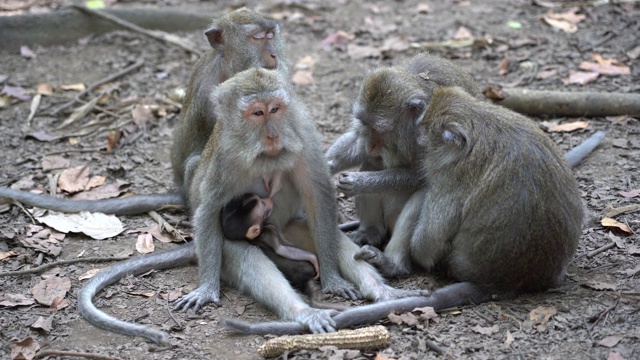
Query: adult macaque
0,8,286,214
223,86,587,335
325,53,482,248
78,68,424,344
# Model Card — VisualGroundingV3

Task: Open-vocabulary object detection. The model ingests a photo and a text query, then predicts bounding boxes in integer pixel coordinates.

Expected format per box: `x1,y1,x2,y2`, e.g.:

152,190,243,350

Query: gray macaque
223,86,589,335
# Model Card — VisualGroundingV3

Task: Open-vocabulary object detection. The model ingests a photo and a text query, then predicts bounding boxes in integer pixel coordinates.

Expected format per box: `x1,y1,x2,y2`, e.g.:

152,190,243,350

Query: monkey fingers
354,245,400,278
321,276,362,300
336,172,363,197
173,286,221,313
295,308,338,333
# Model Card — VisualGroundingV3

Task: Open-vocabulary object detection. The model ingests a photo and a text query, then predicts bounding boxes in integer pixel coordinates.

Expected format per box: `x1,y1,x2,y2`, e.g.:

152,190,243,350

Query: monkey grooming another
325,53,482,248
79,68,423,344
223,86,586,335
0,8,287,215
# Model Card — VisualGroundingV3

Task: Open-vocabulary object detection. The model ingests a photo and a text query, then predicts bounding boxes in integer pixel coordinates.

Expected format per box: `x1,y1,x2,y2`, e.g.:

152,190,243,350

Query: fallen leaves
598,334,624,348
31,276,71,306
472,324,500,336
387,306,439,327
10,337,40,360
35,211,125,240
20,225,65,256
0,294,36,307
57,165,91,193
529,305,557,332
545,120,590,132
600,217,634,235
541,8,585,33
292,55,316,86
580,54,631,76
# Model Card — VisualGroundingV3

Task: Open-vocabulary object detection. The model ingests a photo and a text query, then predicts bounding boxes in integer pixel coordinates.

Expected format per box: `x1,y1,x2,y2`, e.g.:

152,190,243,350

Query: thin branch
587,242,616,258
0,256,130,277
50,59,145,115
589,296,621,331
35,349,123,360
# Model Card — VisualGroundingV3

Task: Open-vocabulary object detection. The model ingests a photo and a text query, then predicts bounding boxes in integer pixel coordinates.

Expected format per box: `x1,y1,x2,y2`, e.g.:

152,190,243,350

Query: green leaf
507,21,522,29
85,0,106,9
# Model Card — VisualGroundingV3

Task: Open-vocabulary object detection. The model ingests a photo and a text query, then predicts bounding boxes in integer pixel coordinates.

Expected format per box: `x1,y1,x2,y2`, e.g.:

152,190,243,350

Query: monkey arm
0,187,183,215
337,168,420,197
325,131,370,175
260,225,319,278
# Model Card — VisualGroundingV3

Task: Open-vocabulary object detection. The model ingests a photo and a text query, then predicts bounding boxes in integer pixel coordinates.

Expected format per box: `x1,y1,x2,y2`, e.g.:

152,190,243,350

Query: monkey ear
441,122,468,148
405,96,428,125
205,26,224,47
246,225,261,240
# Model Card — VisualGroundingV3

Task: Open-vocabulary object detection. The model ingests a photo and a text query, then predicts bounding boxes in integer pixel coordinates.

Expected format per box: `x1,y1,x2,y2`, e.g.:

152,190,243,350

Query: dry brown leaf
41,155,70,172
375,354,395,360
84,176,106,191
30,316,53,332
413,306,439,322
10,337,40,360
454,26,473,40
49,295,69,312
607,351,625,360
388,312,419,326
129,290,156,297
36,211,124,240
36,83,53,96
505,330,515,346
78,268,102,281
0,250,19,260
415,4,431,13
583,280,617,291
146,224,175,243
0,294,35,307
381,35,410,53
472,324,500,335
547,121,590,132
20,225,64,257
60,83,86,91
321,30,354,51
563,70,599,85
542,8,585,33
292,70,316,86
579,55,631,76
136,233,155,254
235,305,246,315
529,306,557,324
58,165,90,193
132,103,155,127
32,276,71,306
70,179,131,201
295,55,316,70
601,217,634,234
160,288,183,302
20,45,36,59
618,189,640,198
499,56,510,76
598,334,624,348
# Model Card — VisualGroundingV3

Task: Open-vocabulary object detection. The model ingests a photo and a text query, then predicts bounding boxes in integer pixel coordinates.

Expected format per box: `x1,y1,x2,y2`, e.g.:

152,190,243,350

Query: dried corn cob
257,325,390,358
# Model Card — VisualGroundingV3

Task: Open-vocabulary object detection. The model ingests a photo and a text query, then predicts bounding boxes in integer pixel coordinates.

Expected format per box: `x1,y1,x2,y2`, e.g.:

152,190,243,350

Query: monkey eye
253,31,266,39
253,110,265,116
266,32,274,39
270,106,279,114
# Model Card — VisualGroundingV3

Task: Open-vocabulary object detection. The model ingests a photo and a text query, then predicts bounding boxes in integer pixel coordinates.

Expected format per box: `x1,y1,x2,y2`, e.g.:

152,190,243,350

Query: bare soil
1,1,639,359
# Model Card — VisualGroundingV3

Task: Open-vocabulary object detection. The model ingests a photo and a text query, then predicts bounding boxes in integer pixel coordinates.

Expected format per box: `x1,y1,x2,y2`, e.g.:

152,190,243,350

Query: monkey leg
350,193,387,247
222,240,338,333
355,190,425,277
339,233,429,302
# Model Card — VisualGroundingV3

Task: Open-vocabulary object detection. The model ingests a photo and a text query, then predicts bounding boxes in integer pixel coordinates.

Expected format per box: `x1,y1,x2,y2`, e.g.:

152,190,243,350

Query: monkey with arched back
77,68,426,345
222,85,593,335
0,8,287,214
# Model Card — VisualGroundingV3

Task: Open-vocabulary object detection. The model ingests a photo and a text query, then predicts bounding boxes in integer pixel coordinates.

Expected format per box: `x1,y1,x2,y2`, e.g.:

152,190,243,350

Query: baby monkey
220,175,346,311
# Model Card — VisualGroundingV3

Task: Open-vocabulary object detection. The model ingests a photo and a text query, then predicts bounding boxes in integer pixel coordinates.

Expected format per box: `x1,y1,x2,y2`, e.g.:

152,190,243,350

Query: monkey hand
349,227,386,248
295,308,338,333
355,245,406,278
174,286,221,313
337,172,370,197
322,276,361,300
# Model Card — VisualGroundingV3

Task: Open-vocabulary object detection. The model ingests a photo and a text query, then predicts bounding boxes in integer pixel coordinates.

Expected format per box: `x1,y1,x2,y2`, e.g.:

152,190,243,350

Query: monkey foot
349,228,386,248
355,245,406,277
174,286,221,313
322,276,361,300
295,308,338,333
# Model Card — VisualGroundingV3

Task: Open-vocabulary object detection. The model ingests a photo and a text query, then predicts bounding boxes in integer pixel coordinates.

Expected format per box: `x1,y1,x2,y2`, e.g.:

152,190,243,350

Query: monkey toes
295,308,338,333
173,286,221,313
322,277,362,300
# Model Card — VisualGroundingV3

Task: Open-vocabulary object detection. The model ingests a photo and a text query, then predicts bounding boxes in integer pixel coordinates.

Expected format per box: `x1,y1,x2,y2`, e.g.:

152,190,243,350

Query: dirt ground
1,0,639,359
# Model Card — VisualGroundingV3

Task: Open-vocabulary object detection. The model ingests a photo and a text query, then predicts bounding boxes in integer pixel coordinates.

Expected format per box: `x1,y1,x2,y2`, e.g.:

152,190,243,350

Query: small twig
45,147,105,156
424,338,445,355
35,349,123,360
50,59,145,115
70,5,202,56
589,296,620,331
583,318,595,343
587,242,616,258
0,256,130,277
165,298,183,329
11,200,37,224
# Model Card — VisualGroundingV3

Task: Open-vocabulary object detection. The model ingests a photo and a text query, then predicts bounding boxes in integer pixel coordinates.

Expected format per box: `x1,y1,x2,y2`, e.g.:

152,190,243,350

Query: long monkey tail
224,282,505,336
0,188,183,215
77,244,196,345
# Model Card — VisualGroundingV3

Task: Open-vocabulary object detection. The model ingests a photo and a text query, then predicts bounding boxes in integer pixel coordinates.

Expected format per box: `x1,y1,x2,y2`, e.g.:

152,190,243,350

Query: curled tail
77,244,196,344
0,187,183,215
565,131,606,167
224,282,500,336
